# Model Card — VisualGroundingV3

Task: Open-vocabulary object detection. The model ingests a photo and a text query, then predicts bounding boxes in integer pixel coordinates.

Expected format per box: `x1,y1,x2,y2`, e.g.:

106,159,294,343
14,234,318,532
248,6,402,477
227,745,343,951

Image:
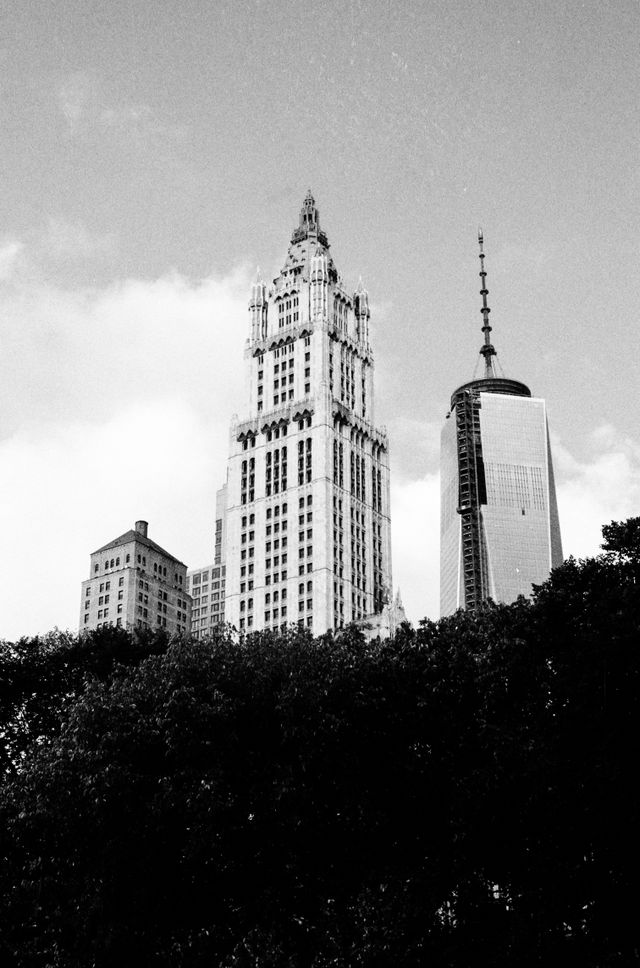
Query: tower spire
291,189,328,246
478,228,497,377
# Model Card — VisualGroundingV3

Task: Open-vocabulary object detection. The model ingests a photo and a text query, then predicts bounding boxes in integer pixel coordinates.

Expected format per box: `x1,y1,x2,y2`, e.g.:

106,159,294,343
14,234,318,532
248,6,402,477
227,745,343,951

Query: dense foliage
1,520,639,966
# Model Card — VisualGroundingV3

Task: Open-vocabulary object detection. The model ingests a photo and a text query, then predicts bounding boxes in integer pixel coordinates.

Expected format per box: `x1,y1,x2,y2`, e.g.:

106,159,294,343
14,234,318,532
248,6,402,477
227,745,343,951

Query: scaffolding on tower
455,387,488,608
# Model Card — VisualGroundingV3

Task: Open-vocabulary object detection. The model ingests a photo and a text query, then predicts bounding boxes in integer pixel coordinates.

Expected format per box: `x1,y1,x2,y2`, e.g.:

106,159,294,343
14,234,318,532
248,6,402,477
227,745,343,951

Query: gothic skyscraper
221,192,392,635
440,232,563,615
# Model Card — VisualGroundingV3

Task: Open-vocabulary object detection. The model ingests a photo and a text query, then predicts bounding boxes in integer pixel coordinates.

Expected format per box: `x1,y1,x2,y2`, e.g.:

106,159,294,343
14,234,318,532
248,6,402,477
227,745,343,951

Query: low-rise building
79,520,191,634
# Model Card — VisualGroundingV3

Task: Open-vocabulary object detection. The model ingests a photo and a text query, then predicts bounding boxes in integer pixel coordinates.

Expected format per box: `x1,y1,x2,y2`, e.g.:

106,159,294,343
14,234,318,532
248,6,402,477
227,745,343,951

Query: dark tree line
0,520,639,966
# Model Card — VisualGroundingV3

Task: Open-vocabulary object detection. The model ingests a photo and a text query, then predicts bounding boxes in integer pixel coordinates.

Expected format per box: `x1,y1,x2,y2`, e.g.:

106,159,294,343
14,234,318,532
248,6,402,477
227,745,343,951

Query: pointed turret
353,276,370,344
248,267,268,341
291,189,329,246
301,189,319,229
310,244,328,320
478,229,497,377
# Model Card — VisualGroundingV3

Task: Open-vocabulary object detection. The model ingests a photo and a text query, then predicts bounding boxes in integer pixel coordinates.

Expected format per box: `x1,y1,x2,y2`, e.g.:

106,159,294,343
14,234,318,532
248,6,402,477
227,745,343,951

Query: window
119,577,124,587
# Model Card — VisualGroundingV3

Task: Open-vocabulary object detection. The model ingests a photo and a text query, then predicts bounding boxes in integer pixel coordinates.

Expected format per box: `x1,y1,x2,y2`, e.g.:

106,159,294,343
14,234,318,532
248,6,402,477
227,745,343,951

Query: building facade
187,486,228,638
222,192,392,635
440,235,562,615
79,520,191,634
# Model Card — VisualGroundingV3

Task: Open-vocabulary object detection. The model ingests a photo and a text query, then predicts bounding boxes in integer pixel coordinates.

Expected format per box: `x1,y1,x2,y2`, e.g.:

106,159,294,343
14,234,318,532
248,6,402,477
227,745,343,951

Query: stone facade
221,193,393,635
79,520,191,635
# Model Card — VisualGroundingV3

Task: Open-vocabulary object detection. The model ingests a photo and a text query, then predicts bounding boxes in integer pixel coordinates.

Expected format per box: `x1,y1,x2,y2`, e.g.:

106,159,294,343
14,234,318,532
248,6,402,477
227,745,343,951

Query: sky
1,0,639,640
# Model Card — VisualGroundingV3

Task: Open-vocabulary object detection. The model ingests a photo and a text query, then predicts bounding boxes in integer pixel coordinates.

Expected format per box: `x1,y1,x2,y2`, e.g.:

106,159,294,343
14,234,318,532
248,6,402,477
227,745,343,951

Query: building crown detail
291,189,329,247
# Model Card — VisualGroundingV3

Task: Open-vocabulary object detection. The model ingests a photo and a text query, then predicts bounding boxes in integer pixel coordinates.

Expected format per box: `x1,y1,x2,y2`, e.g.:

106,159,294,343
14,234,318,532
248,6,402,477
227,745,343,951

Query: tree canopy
1,519,639,966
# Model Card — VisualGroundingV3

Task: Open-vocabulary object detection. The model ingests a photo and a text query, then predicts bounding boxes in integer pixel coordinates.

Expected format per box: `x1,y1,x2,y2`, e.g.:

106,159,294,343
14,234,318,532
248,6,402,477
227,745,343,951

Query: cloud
0,401,217,641
0,249,250,640
0,241,24,281
554,426,640,560
0,247,249,442
391,471,440,623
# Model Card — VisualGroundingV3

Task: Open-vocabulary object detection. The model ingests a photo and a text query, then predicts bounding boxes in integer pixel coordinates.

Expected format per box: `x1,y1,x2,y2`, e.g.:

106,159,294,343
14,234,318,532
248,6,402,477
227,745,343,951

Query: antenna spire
478,228,497,377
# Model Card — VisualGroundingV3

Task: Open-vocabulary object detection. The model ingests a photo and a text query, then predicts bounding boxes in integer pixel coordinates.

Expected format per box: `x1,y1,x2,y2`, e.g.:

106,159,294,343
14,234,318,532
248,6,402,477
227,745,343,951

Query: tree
0,624,172,776
601,515,640,567
1,521,639,966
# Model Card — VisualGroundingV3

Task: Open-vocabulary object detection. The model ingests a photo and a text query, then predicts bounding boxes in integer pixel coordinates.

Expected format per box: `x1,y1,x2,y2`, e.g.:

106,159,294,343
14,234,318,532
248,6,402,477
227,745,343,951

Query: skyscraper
221,192,392,635
440,233,563,615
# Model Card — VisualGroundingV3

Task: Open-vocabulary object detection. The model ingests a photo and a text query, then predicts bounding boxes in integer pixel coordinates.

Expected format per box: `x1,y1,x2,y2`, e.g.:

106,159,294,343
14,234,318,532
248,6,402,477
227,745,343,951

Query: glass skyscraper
440,235,562,616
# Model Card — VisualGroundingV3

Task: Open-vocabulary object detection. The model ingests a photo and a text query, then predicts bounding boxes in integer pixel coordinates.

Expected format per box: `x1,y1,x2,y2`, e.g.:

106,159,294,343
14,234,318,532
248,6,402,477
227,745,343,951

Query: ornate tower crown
291,189,329,247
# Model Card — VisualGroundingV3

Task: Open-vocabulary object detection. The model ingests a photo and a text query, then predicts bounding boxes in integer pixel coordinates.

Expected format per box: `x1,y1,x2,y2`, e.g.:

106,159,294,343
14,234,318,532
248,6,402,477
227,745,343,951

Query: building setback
79,520,191,634
440,233,563,615
221,192,393,635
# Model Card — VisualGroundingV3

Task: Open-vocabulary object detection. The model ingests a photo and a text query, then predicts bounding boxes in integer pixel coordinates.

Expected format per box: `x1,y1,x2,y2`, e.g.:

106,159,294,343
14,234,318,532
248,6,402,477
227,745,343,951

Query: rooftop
93,528,186,567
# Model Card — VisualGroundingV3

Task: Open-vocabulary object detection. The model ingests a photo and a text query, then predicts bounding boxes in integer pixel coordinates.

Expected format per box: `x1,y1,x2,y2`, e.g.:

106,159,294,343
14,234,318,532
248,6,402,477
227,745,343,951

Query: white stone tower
223,191,392,635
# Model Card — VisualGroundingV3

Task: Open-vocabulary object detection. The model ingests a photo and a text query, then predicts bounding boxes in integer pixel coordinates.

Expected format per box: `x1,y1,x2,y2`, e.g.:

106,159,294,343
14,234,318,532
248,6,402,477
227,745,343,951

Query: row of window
241,456,255,505
190,565,224,586
266,446,287,495
298,438,312,485
277,294,299,330
351,451,366,502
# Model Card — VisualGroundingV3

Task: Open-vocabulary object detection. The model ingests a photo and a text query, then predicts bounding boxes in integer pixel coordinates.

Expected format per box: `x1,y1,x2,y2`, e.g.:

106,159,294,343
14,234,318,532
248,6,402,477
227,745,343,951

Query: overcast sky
1,0,639,640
